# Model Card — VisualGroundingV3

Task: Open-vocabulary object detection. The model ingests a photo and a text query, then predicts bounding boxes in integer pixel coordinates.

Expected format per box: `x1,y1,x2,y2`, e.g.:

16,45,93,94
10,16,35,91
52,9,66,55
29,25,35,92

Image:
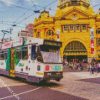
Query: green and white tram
0,37,63,83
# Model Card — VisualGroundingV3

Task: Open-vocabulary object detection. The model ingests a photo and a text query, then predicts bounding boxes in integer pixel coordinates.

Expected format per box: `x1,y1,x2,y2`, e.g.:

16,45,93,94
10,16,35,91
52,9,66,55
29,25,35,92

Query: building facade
33,0,100,62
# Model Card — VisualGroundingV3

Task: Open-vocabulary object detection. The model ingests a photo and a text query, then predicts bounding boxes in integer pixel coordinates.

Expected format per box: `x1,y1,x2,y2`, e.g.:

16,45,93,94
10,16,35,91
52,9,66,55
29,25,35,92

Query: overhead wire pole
0,0,58,38
0,29,12,49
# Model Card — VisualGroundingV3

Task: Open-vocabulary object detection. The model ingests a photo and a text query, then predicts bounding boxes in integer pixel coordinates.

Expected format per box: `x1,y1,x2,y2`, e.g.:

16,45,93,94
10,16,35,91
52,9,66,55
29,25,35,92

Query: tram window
22,46,28,60
4,50,7,59
0,51,4,60
31,45,37,60
36,46,43,62
16,47,21,59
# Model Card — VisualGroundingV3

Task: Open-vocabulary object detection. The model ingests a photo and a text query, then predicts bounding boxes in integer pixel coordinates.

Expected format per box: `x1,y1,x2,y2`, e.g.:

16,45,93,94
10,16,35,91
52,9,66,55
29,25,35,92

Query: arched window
96,29,100,34
46,30,54,36
64,41,87,54
36,32,40,38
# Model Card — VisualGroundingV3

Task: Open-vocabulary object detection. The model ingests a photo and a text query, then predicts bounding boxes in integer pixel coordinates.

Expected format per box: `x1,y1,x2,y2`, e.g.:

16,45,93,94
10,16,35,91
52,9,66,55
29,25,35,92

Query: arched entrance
63,41,87,62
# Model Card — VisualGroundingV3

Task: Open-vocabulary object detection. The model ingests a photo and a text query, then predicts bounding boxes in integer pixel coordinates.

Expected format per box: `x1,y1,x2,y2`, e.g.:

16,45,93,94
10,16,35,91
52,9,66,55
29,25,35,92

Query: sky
0,0,100,39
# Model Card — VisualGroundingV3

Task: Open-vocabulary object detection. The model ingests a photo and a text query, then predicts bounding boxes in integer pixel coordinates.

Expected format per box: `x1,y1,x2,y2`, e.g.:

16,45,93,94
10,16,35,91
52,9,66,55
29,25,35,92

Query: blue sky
0,0,100,39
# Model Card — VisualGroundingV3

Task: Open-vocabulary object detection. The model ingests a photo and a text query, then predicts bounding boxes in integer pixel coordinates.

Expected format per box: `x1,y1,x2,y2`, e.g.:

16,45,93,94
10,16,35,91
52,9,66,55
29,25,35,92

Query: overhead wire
5,0,46,28
0,0,59,34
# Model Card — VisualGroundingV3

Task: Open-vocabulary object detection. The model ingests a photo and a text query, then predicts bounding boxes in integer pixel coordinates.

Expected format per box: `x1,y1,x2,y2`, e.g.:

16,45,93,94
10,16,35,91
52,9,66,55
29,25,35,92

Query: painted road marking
0,87,42,100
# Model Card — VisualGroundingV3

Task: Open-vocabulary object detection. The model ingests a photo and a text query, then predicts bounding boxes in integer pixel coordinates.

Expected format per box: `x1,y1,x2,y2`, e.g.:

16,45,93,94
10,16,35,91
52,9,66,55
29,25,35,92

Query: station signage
44,40,62,47
90,28,94,54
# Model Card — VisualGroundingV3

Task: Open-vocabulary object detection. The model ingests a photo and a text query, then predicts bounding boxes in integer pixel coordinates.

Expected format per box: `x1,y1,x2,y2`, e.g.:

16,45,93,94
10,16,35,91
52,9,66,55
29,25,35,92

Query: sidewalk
51,72,100,100
70,72,100,79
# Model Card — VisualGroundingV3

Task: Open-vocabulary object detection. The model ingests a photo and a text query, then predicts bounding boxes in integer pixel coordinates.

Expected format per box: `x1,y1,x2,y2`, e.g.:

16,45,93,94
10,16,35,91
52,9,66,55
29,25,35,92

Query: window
96,38,100,46
70,25,74,30
37,65,41,71
36,32,40,38
0,51,4,60
81,24,87,30
15,46,28,60
63,25,69,31
71,0,80,6
96,29,100,34
76,24,80,30
31,45,37,60
4,50,7,59
0,50,7,60
16,47,22,59
37,47,43,63
22,46,28,60
46,30,54,36
62,24,88,32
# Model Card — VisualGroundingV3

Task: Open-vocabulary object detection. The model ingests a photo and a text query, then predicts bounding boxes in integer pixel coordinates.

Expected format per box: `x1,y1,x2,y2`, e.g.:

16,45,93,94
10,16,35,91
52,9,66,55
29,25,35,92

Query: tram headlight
54,66,61,71
45,65,50,71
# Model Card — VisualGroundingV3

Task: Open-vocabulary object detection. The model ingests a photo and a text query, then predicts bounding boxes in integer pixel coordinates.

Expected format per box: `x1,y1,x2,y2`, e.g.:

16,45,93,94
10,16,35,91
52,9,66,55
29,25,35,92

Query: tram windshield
38,45,61,63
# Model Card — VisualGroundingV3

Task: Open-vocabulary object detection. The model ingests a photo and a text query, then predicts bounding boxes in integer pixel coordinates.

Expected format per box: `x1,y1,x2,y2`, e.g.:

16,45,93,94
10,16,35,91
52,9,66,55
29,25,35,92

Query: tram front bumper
44,72,63,81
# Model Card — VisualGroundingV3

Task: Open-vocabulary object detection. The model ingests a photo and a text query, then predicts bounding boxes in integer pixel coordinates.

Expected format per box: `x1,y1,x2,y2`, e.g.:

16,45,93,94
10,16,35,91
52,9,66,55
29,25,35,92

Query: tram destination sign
44,40,62,47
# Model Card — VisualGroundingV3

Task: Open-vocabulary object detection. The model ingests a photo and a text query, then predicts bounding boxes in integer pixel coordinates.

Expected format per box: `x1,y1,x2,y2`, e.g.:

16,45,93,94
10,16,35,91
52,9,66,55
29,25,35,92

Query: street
0,72,100,100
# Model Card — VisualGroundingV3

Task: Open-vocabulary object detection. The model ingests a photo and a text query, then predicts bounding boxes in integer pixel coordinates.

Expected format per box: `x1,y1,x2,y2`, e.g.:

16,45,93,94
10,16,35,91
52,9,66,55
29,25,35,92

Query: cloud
0,0,39,6
25,0,38,5
0,0,15,6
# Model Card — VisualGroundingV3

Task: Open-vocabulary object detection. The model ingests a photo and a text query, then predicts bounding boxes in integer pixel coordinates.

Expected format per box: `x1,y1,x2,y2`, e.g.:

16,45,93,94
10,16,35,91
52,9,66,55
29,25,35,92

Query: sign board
2,41,12,50
44,40,62,47
25,37,43,45
90,28,94,54
13,38,23,47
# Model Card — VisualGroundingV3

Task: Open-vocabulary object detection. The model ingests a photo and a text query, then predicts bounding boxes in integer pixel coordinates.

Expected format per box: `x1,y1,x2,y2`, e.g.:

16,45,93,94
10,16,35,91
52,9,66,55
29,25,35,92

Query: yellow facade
33,0,100,62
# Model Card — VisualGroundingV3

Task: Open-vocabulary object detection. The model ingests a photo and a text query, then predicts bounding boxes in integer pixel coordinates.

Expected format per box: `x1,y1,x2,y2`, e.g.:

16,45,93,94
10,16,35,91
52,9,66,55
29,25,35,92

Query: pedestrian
98,62,100,72
63,59,68,68
69,62,73,70
96,62,100,73
89,63,95,74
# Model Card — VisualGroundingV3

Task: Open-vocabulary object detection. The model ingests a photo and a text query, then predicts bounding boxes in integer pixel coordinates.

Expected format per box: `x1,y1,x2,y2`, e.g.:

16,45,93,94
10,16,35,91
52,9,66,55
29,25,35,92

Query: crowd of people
63,58,100,74
88,59,100,74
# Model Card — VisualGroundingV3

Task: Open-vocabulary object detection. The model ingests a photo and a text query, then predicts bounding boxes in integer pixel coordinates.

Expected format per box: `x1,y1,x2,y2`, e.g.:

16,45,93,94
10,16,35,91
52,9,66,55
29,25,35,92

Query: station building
33,0,100,62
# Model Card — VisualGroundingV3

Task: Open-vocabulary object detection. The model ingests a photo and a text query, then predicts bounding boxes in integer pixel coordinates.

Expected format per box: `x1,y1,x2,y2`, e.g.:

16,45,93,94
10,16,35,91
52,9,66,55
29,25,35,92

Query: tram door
10,48,15,77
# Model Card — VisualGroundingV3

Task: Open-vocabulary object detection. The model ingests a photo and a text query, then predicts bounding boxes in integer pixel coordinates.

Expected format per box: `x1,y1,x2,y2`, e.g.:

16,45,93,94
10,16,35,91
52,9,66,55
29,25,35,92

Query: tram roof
1,37,62,50
1,37,43,50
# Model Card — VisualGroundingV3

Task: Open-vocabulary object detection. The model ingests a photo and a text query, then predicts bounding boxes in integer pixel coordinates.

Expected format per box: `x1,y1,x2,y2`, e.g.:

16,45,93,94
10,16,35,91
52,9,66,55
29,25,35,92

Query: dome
58,0,90,3
58,0,90,8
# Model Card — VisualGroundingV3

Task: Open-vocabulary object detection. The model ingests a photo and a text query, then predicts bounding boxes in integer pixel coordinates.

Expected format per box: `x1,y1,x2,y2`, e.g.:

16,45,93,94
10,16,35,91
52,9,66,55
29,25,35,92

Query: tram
0,37,63,83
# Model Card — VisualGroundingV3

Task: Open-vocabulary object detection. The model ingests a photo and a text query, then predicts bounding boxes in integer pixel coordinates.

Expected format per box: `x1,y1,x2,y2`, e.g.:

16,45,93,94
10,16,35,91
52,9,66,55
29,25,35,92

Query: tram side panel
0,49,11,76
14,45,44,82
27,45,45,82
15,46,29,79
